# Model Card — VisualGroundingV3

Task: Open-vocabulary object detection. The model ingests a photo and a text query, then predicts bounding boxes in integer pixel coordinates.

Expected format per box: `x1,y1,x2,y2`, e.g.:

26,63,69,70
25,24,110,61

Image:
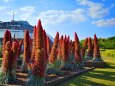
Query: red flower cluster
18,39,23,57
93,34,101,58
61,36,70,62
87,37,93,57
31,26,37,62
49,32,59,64
46,36,51,56
57,35,63,60
11,41,19,69
30,20,47,77
74,32,82,62
24,30,31,64
2,30,12,57
2,30,19,73
43,30,48,63
81,38,88,57
2,41,12,72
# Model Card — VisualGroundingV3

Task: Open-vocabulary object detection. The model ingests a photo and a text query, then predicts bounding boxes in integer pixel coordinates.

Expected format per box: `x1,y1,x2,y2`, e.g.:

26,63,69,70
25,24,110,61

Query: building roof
0,21,54,41
0,21,33,31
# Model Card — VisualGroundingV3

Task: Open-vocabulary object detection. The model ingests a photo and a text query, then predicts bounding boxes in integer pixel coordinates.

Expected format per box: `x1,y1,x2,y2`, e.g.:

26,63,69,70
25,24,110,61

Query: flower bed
1,67,94,86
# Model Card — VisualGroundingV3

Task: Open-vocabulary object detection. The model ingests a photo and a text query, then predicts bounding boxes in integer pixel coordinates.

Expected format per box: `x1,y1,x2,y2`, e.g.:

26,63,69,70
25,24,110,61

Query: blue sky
0,0,115,40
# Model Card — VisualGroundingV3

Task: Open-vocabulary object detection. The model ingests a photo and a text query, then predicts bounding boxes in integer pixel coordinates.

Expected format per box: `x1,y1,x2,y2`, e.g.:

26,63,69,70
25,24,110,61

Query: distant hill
80,36,115,49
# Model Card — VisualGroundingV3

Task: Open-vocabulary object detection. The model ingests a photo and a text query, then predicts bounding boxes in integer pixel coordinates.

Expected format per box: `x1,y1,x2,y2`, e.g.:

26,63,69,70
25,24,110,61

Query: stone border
84,61,106,68
45,67,95,86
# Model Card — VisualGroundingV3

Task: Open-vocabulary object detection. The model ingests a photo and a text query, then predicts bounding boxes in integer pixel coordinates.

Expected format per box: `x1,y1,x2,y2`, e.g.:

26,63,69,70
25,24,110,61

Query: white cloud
1,0,14,2
76,0,109,18
37,9,86,25
92,18,115,27
7,10,17,15
19,6,36,20
0,6,7,10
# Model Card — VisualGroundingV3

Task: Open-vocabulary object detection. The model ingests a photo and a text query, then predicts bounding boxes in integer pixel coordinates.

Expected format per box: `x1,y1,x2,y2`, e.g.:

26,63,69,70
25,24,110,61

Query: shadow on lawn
86,70,115,81
58,62,115,86
58,75,108,86
105,63,115,69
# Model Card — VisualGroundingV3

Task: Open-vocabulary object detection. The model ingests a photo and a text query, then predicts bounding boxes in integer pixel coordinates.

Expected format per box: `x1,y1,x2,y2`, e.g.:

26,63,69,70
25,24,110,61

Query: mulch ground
1,67,94,86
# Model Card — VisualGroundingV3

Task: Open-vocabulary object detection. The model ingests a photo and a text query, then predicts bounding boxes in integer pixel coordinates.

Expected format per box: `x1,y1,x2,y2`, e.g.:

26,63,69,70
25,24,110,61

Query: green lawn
58,51,115,86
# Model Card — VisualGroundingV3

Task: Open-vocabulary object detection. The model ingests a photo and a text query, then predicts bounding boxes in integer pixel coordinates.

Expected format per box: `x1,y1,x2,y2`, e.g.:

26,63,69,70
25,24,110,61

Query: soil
2,67,93,86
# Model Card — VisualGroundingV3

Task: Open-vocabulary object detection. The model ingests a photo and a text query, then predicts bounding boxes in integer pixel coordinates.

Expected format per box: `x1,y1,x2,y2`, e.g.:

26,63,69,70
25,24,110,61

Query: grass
58,50,115,86
100,49,115,58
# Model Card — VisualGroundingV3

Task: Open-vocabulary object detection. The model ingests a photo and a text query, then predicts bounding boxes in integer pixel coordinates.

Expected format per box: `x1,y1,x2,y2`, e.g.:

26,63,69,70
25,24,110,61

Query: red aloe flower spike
31,26,37,62
74,32,82,62
2,41,12,72
87,37,93,57
18,39,23,57
43,29,48,62
93,34,101,58
2,30,12,56
24,30,31,64
49,32,59,63
46,36,51,56
81,37,88,57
